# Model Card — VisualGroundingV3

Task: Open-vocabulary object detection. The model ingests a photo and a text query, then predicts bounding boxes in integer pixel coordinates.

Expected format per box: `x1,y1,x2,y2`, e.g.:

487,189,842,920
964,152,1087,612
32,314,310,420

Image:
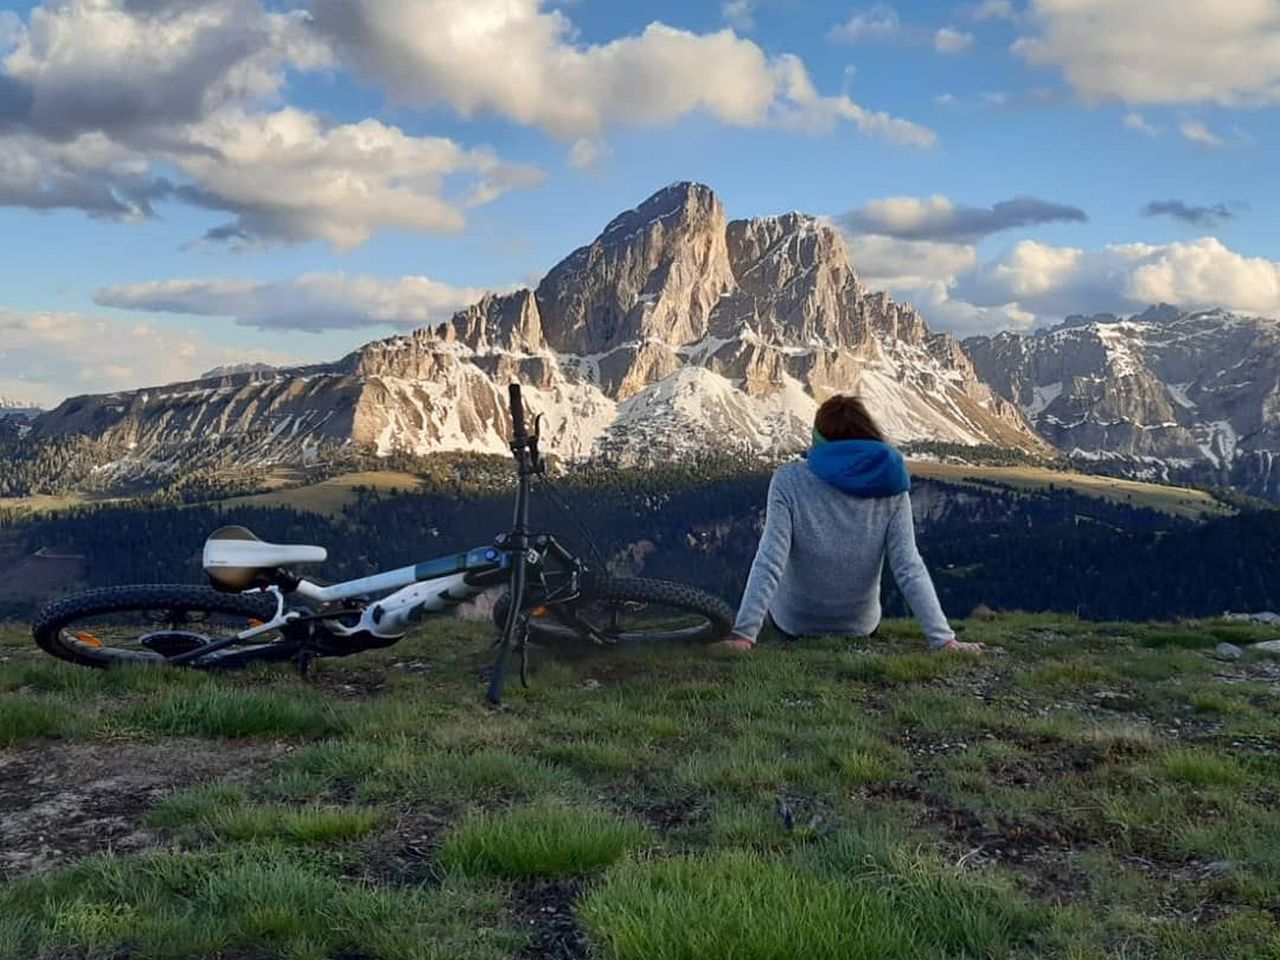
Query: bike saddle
203,525,327,591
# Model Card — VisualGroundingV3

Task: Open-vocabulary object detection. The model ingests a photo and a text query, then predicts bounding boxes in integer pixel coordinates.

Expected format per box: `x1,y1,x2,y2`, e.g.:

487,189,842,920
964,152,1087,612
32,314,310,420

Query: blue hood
807,439,910,498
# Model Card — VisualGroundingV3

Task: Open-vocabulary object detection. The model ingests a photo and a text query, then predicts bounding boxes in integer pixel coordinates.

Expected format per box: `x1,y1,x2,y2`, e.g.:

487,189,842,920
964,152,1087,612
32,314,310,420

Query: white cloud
722,0,757,30
1123,111,1160,136
1013,0,1280,105
1179,119,1225,149
952,237,1280,323
953,241,1097,316
761,55,934,145
844,209,1280,334
0,0,543,248
842,236,1034,334
568,136,612,170
2,0,331,134
970,0,1015,21
174,109,543,250
0,306,295,406
312,0,933,147
93,272,492,333
0,131,165,219
847,234,979,290
934,27,974,53
828,4,901,43
0,10,23,50
1126,238,1280,315
0,0,938,248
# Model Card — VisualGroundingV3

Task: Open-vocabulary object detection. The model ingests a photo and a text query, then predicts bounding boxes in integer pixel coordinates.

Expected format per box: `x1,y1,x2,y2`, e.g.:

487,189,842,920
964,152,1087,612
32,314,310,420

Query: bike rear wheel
32,584,290,669
494,576,734,645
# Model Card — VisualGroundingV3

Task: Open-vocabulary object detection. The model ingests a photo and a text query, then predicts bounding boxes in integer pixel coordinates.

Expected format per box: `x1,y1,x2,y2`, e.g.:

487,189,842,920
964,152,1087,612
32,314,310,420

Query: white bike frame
296,546,512,638
173,546,512,665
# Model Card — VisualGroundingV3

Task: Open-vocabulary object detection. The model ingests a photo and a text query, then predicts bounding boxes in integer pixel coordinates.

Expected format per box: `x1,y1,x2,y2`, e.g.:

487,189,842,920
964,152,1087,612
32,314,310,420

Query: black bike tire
33,584,284,669
492,576,734,645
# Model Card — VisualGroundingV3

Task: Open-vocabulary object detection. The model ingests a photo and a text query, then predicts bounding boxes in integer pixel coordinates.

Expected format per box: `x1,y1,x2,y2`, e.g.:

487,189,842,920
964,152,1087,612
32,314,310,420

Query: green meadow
2,613,1279,958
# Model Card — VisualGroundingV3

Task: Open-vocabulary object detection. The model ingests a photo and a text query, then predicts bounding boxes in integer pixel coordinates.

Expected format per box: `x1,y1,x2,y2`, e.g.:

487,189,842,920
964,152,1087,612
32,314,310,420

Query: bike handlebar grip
508,383,527,440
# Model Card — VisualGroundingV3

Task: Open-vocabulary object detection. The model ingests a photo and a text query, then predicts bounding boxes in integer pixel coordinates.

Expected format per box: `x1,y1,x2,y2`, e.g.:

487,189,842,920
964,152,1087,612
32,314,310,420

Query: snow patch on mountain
966,306,1280,499
1026,382,1063,418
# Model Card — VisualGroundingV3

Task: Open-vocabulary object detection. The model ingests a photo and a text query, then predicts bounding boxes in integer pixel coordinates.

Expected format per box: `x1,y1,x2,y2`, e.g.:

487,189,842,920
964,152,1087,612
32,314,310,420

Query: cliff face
30,182,1045,470
965,307,1280,498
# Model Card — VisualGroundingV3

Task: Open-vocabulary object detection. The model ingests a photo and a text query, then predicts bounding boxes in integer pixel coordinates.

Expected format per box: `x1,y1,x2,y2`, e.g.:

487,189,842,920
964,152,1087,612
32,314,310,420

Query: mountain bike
32,384,734,702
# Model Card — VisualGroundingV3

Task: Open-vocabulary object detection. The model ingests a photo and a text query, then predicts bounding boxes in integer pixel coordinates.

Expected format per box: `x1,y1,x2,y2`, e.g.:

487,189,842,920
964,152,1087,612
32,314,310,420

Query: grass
219,470,425,517
441,804,649,878
905,461,1231,519
144,782,246,829
0,491,98,516
1157,748,1250,787
837,649,976,683
0,696,66,745
0,847,513,960
130,685,346,738
579,841,1040,960
580,850,917,960
147,784,383,843
3,612,1280,958
209,804,384,843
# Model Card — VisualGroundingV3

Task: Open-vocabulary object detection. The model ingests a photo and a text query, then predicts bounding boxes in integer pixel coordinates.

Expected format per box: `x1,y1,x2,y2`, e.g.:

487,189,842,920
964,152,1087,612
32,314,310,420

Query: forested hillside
3,464,1276,623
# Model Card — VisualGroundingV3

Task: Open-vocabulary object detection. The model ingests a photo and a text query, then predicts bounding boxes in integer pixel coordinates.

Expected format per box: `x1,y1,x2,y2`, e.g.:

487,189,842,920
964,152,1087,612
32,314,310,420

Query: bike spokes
537,598,717,644
54,605,272,664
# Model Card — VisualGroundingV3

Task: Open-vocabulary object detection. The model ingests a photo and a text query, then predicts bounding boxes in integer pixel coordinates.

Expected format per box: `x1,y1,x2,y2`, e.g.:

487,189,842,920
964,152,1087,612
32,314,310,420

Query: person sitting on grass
722,394,984,654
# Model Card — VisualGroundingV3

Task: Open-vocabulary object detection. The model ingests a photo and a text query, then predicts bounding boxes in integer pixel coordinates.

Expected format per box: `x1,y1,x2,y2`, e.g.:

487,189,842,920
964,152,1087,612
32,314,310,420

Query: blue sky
0,0,1276,405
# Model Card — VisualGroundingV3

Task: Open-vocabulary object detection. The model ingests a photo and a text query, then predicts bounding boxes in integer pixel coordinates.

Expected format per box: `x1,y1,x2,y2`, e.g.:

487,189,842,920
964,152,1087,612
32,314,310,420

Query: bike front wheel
493,576,734,645
32,584,290,669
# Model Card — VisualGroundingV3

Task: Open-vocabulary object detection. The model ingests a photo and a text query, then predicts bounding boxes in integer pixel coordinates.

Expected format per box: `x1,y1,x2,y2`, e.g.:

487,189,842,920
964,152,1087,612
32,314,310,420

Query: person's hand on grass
938,636,985,654
718,635,755,651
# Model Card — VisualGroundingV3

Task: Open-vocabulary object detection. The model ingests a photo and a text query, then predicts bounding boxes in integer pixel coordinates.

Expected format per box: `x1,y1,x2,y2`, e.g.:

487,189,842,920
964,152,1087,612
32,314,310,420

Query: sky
0,0,1276,407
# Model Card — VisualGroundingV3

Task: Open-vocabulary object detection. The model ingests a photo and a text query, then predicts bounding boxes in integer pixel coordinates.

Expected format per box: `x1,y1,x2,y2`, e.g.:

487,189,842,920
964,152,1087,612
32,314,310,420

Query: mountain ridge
964,306,1280,499
26,182,1045,473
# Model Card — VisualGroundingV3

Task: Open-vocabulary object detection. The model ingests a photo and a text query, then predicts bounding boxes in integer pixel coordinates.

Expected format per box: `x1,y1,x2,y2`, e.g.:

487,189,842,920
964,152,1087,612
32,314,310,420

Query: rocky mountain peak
1049,312,1119,334
28,182,1048,473
966,306,1280,500
722,213,865,346
533,181,733,356
198,363,277,380
1133,303,1183,324
595,181,721,246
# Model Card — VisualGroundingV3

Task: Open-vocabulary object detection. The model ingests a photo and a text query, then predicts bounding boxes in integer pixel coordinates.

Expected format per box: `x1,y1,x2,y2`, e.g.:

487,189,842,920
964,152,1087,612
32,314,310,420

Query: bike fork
487,550,534,703
489,381,539,705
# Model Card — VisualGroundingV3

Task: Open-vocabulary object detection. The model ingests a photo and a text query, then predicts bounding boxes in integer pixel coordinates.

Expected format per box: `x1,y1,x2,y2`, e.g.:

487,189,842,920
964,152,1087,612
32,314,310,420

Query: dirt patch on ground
868,779,1088,863
361,809,450,887
631,795,703,833
0,737,289,880
866,778,1098,906
509,879,591,960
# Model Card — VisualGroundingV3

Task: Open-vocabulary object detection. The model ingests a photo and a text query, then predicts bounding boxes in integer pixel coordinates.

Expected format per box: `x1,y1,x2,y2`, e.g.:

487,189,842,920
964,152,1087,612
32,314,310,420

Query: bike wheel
493,576,734,645
32,584,289,669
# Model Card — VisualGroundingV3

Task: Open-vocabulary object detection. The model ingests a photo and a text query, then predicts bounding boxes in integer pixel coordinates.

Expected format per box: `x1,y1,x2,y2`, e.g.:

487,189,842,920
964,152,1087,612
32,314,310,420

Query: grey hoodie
732,459,955,647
